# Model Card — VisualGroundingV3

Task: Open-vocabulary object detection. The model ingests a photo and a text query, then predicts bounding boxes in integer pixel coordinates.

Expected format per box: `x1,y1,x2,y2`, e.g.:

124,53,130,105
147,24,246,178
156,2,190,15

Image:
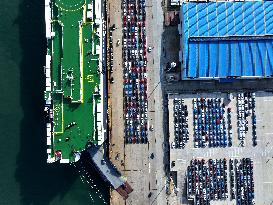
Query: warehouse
179,1,273,80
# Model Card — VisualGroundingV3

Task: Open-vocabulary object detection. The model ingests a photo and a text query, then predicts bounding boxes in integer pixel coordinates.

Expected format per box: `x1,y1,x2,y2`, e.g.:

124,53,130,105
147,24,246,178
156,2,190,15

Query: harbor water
0,0,109,204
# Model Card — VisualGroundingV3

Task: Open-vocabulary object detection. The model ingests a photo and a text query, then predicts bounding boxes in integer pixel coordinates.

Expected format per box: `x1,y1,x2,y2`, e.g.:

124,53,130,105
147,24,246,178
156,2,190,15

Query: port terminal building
178,0,273,80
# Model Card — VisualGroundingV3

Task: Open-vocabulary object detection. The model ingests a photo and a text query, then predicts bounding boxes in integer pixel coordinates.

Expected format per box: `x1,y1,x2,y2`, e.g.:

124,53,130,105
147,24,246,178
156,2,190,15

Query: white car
193,103,197,109
194,141,199,148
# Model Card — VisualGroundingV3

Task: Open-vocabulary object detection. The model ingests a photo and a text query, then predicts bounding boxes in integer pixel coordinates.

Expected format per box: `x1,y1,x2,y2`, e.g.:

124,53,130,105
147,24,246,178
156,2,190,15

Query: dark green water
0,0,108,204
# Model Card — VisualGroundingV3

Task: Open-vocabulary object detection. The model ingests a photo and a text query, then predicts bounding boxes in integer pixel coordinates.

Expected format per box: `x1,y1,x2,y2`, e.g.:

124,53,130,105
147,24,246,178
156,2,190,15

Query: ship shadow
15,0,77,204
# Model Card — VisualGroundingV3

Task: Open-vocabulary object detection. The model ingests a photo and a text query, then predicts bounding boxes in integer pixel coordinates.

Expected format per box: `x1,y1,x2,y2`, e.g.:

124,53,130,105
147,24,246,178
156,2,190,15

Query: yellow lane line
80,25,84,103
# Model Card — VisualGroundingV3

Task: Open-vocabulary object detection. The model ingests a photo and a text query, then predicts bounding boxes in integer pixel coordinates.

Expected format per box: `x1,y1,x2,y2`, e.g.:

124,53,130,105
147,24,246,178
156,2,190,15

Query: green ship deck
44,0,104,163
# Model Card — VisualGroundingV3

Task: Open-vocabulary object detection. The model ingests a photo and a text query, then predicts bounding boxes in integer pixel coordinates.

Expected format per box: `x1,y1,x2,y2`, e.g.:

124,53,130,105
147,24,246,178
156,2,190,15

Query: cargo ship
44,0,107,163
44,0,133,198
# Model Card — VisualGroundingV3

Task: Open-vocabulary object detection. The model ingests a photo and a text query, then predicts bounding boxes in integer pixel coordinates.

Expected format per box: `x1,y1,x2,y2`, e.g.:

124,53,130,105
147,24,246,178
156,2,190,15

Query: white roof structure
47,137,51,145
95,0,101,21
46,78,51,91
96,45,101,55
88,3,93,10
46,55,51,69
45,55,52,91
170,0,182,6
92,0,107,145
60,159,70,163
45,99,51,105
45,0,51,39
87,11,93,19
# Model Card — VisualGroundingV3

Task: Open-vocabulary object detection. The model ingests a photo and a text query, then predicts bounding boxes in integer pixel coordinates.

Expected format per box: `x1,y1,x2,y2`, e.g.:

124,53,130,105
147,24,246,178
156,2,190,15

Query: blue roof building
179,1,273,80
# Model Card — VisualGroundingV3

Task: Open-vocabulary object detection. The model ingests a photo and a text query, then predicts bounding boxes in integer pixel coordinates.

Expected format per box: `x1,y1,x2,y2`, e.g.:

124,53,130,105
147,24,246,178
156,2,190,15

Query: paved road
107,0,126,203
146,0,170,204
164,79,273,94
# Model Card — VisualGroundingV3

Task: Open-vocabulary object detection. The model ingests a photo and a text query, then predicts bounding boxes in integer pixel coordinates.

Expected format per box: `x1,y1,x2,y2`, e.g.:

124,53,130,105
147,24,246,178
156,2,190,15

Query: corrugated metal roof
181,1,273,79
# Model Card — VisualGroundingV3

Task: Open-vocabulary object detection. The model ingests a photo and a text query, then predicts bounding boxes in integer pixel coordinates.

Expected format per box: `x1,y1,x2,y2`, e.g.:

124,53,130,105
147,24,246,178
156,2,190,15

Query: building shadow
14,1,77,204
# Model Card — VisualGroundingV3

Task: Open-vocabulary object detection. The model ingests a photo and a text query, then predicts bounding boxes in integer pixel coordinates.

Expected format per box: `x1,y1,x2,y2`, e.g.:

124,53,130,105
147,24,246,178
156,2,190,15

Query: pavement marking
211,149,215,156
177,159,186,164
204,152,209,158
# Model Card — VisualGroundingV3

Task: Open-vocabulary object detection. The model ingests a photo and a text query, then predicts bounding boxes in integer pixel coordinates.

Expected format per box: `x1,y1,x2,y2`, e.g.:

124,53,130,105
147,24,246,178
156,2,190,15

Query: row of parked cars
109,29,114,73
237,93,256,147
227,107,233,147
173,98,189,149
187,159,228,205
122,0,148,144
230,158,255,205
193,98,231,148
251,93,257,146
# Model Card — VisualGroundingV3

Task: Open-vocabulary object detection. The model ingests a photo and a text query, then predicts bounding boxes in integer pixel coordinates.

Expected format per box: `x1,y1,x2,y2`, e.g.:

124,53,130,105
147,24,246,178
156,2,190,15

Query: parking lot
108,0,169,204
122,0,149,144
168,91,273,205
106,0,273,204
